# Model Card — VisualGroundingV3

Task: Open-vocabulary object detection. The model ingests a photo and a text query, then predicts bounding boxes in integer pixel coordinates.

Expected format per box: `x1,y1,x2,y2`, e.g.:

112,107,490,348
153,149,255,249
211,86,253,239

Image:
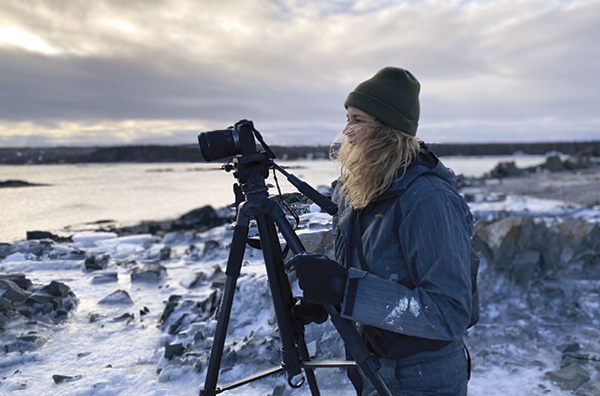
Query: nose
342,123,353,136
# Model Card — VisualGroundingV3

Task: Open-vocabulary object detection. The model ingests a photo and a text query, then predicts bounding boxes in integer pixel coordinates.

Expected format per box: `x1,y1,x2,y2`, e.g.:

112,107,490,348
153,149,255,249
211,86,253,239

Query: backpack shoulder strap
351,210,371,271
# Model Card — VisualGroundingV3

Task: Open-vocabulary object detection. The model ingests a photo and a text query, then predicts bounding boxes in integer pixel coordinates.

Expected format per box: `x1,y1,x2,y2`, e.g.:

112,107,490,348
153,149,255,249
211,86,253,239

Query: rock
208,265,226,288
164,343,185,359
186,271,207,288
41,281,73,298
540,219,593,277
173,206,226,232
0,279,30,303
0,296,13,311
582,329,599,338
203,240,221,256
26,231,71,243
487,161,525,178
131,264,166,282
98,290,133,305
0,274,32,290
84,254,110,271
52,374,82,384
91,272,119,284
0,243,14,259
89,313,103,323
541,155,567,172
194,358,203,372
112,313,134,322
515,218,546,252
168,313,188,335
511,250,540,288
270,384,286,396
160,295,182,324
295,229,334,259
198,290,220,319
159,246,171,260
475,216,524,266
0,180,47,188
588,225,600,253
546,363,590,391
26,293,60,314
557,342,581,353
17,333,39,343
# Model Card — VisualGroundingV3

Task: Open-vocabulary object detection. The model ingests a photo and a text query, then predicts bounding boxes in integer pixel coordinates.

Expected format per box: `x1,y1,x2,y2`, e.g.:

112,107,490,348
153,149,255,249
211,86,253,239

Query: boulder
98,290,133,305
203,240,221,256
159,246,171,260
26,231,71,243
486,161,525,178
0,279,29,303
475,216,524,266
208,265,226,289
131,263,166,282
0,274,32,290
173,206,226,231
91,272,119,284
541,155,567,172
164,343,185,359
475,216,600,284
41,281,73,298
511,250,540,288
84,254,110,271
160,295,182,324
546,363,590,391
295,229,334,259
52,374,82,384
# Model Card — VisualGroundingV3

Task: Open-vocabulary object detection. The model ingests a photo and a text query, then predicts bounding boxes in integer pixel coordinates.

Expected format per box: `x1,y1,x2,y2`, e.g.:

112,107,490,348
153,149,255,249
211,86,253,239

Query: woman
295,67,475,395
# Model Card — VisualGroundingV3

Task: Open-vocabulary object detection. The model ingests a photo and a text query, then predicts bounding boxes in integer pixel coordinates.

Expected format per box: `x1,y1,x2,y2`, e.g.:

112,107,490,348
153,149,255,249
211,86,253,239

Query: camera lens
198,128,239,162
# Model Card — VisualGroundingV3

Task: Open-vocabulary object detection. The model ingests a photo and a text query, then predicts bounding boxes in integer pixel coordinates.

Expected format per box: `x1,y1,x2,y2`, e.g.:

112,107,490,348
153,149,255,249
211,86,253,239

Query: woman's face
343,106,376,146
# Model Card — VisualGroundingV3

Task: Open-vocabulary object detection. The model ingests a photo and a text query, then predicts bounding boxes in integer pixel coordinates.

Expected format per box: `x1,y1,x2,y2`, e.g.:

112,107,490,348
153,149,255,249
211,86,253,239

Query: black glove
290,254,347,305
291,298,328,325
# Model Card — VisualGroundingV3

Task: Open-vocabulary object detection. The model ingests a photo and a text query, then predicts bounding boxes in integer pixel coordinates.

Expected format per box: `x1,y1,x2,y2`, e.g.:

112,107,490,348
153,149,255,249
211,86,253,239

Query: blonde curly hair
331,120,421,209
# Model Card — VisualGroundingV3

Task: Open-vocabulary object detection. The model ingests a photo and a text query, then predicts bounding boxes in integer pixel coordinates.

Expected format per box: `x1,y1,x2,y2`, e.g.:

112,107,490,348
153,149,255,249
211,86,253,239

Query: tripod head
198,120,337,215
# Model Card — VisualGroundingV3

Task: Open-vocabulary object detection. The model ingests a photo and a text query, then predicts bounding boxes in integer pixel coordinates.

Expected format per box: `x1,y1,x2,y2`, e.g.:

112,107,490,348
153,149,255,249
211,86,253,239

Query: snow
1,196,599,395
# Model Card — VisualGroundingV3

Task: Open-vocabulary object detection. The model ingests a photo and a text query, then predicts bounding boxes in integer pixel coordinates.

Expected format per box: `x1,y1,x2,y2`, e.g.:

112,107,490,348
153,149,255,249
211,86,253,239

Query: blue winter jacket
332,148,474,350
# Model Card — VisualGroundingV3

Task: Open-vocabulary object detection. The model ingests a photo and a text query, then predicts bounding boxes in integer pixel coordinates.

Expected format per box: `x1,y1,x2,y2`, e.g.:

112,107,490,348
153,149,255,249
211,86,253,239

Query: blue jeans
360,340,469,396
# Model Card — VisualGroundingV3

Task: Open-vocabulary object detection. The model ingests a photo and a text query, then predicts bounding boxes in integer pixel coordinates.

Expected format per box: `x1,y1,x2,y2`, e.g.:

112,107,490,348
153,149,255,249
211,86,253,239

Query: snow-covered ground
1,186,599,395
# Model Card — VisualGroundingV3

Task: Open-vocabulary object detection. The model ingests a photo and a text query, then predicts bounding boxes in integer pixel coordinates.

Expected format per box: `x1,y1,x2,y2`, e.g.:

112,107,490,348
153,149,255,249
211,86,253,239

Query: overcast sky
0,0,598,147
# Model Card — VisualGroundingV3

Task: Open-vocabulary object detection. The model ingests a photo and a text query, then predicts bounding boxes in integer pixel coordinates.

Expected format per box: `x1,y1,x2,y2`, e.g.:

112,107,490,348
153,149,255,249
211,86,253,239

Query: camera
198,119,257,162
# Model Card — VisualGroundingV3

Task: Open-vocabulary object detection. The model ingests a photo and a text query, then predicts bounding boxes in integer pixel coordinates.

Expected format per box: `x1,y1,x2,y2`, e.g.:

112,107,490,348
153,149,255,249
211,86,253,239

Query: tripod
199,151,391,396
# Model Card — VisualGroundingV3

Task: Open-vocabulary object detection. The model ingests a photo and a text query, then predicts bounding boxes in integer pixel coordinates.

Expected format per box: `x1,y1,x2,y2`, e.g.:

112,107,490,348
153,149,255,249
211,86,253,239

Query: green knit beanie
344,67,420,136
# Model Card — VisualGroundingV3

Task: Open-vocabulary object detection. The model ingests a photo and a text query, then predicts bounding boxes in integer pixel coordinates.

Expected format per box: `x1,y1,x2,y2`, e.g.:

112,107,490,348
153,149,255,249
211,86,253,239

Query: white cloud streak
0,0,598,146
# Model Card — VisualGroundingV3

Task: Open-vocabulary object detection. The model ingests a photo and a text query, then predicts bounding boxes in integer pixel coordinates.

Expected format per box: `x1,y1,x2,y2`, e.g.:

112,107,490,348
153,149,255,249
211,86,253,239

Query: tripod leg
296,333,321,395
254,212,321,395
201,205,251,396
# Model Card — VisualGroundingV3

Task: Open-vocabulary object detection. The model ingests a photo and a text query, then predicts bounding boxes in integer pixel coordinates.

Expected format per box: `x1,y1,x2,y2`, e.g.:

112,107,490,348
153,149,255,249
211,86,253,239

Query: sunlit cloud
0,24,58,55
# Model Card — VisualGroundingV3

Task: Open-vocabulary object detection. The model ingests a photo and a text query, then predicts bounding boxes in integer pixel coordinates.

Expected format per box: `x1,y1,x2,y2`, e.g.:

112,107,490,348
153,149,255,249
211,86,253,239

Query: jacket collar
375,144,457,201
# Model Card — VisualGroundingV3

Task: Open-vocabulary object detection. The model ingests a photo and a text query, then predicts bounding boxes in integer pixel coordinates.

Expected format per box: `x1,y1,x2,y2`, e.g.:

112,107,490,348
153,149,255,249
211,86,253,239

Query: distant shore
1,141,599,165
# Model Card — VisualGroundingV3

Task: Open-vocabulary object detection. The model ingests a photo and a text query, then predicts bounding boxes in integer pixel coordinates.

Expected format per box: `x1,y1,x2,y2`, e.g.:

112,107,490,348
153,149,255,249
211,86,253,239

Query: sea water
0,156,546,243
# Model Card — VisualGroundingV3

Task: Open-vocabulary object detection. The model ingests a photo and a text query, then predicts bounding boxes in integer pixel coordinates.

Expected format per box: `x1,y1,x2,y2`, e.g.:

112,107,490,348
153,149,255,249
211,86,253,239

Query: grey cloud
1,0,599,146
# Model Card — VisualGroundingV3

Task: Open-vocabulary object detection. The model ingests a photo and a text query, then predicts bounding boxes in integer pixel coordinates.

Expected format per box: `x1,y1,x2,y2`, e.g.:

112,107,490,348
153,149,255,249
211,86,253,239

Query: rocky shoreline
1,156,599,394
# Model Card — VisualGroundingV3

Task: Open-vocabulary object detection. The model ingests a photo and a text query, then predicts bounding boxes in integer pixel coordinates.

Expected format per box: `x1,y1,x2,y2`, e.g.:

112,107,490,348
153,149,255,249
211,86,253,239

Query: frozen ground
1,169,599,396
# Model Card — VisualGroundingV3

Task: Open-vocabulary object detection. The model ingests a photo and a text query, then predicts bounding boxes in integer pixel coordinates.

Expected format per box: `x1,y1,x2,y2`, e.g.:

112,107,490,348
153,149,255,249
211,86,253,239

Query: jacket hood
377,147,459,200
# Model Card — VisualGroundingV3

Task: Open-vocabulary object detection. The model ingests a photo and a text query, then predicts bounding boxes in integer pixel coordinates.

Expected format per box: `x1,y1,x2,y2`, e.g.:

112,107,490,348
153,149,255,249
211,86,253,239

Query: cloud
0,0,599,146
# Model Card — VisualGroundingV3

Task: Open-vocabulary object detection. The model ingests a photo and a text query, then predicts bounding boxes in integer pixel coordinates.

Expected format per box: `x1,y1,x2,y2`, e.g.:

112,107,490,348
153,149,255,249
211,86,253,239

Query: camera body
198,119,257,162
